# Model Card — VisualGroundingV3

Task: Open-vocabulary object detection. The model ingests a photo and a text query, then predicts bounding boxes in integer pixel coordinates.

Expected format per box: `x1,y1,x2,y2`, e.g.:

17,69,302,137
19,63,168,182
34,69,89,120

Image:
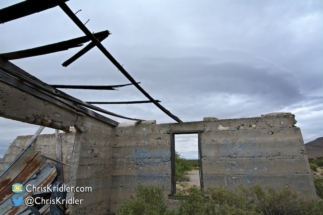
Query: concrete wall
66,117,115,215
110,113,315,212
0,112,315,214
0,81,77,132
110,120,171,212
0,77,117,214
0,132,75,182
0,118,116,215
200,113,314,193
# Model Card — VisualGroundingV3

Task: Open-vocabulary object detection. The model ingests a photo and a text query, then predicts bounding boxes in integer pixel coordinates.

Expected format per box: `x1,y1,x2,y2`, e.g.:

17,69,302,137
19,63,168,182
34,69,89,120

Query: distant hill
305,137,323,159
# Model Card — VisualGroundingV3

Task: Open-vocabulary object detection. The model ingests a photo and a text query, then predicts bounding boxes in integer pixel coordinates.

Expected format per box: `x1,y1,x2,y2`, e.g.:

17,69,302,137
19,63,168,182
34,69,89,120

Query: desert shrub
186,160,200,169
310,158,323,167
311,163,318,171
314,178,323,199
206,186,259,215
175,152,192,182
180,175,190,182
117,184,175,215
176,187,211,215
249,185,312,215
118,184,323,215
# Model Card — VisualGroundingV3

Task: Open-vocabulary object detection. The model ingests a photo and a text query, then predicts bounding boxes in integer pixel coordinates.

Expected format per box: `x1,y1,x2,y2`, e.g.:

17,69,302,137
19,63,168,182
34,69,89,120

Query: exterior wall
109,113,315,213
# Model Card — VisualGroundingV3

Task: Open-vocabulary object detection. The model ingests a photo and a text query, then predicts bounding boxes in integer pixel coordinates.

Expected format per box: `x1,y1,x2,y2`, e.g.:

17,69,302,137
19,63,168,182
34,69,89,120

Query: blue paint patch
221,138,267,184
133,149,171,185
134,149,170,166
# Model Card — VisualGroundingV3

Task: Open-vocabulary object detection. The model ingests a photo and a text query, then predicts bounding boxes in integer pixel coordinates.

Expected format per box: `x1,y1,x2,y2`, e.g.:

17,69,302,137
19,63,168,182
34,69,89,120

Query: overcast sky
0,0,322,158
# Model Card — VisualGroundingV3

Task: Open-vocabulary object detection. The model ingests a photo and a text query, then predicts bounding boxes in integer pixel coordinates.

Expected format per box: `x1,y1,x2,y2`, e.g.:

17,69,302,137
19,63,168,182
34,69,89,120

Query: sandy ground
186,170,200,186
176,170,201,191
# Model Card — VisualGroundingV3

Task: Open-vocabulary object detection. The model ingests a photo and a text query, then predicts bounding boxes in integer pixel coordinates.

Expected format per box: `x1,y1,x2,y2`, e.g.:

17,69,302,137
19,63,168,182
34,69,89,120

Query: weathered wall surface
0,112,315,214
0,82,78,132
110,120,171,212
200,113,315,195
0,132,75,183
67,117,115,215
0,117,116,215
110,113,315,213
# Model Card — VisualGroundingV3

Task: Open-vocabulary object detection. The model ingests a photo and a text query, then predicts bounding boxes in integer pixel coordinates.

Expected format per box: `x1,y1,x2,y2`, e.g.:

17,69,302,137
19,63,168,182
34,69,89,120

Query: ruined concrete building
0,1,315,215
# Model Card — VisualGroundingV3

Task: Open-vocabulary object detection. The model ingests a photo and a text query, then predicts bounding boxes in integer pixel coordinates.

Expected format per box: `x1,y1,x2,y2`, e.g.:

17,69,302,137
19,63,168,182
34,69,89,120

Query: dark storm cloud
134,57,303,104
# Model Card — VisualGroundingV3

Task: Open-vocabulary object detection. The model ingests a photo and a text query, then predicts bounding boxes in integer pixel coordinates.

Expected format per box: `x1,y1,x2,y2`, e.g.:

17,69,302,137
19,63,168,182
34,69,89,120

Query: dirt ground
176,170,201,191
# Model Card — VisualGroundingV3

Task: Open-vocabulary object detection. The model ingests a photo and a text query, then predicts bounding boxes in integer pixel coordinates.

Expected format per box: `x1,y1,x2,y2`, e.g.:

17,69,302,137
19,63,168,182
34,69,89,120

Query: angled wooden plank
0,151,47,203
0,0,68,24
0,69,76,112
0,70,142,122
51,85,115,90
0,31,110,60
24,126,44,150
55,130,64,182
57,1,183,123
0,58,139,123
41,155,70,166
0,164,57,215
50,82,138,90
40,204,50,215
62,32,109,67
87,100,161,104
0,67,120,127
0,58,130,124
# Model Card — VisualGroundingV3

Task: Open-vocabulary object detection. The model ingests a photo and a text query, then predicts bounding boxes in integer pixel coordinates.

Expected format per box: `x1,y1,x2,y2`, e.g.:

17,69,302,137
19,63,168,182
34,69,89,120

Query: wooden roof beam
57,0,183,123
87,100,161,104
0,0,69,24
0,30,109,60
50,82,139,90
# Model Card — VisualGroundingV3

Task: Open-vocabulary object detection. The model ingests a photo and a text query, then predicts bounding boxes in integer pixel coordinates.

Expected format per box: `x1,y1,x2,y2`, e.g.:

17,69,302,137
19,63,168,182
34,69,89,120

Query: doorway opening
171,132,203,195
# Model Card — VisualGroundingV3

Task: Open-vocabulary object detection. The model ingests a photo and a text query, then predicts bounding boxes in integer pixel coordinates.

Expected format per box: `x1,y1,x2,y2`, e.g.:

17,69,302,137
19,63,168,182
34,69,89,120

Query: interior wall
109,120,172,212
67,117,115,215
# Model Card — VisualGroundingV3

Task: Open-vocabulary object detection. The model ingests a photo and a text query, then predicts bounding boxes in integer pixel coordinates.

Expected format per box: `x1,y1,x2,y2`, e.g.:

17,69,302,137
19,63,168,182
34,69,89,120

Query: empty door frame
170,131,204,195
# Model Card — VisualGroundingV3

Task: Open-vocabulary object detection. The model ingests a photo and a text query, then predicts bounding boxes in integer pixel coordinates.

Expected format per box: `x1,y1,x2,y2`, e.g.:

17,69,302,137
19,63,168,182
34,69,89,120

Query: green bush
117,184,175,215
310,158,323,168
118,184,323,215
314,178,323,199
311,163,319,171
175,152,192,182
186,160,199,169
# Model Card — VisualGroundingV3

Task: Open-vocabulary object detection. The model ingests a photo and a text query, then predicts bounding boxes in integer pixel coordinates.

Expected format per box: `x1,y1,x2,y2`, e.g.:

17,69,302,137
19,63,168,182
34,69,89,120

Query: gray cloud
175,134,199,159
0,0,322,156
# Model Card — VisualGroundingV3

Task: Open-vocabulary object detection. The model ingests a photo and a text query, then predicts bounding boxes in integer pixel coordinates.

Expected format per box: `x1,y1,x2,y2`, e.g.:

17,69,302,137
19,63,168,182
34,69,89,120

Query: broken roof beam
0,0,68,24
0,68,142,123
57,0,183,123
0,57,143,122
87,100,161,104
0,30,110,60
51,82,139,90
62,33,109,67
